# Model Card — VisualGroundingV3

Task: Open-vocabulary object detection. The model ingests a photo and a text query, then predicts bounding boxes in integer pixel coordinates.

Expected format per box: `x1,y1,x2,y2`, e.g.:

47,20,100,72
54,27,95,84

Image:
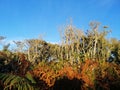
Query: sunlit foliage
0,21,120,90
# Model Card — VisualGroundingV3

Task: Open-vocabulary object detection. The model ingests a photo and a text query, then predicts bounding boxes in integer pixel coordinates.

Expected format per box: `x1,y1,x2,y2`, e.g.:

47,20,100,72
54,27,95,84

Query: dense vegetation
0,22,120,90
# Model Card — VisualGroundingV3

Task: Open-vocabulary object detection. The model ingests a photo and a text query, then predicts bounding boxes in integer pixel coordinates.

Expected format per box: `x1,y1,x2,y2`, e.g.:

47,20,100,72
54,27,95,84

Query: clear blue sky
0,0,120,43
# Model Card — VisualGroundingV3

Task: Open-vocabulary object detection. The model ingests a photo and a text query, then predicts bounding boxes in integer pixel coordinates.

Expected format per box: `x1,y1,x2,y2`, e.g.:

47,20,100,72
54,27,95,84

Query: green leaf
0,73,35,90
0,73,10,83
4,74,16,85
10,76,21,85
25,72,36,84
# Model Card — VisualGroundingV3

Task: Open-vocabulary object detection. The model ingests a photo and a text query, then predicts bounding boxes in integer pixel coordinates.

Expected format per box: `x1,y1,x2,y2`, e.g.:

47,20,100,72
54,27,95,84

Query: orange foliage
32,65,56,87
32,64,81,87
32,60,120,89
81,59,98,87
96,63,120,89
57,65,81,80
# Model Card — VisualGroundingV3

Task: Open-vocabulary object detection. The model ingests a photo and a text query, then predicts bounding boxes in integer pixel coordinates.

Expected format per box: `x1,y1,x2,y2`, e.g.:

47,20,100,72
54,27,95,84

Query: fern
0,73,36,90
25,71,36,84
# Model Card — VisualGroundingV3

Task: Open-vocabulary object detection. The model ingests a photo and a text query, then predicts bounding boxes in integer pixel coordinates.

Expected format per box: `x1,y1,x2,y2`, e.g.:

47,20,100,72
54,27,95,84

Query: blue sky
0,0,120,44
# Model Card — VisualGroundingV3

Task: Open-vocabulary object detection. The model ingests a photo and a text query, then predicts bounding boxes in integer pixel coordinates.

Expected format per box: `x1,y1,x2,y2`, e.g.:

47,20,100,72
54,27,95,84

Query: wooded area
0,22,120,90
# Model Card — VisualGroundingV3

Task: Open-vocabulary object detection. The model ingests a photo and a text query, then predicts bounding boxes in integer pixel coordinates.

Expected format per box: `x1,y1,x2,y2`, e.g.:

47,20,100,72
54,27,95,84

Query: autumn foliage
0,22,120,90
